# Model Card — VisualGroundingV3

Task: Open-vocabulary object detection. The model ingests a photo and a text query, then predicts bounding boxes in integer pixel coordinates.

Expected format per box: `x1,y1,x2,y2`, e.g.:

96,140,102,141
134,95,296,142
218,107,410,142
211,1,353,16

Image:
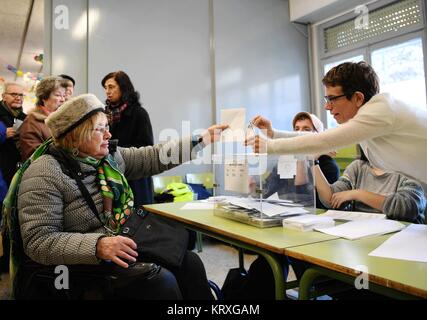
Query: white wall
46,0,311,176
215,0,310,132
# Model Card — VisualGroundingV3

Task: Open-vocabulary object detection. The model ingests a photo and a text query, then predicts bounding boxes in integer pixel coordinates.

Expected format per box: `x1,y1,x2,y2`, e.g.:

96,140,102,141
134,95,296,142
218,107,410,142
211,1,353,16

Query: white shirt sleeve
267,97,395,154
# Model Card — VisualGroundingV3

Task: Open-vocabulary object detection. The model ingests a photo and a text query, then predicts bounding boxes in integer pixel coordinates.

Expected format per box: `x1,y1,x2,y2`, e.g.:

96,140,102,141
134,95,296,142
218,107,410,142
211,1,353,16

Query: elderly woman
18,94,227,299
19,76,67,160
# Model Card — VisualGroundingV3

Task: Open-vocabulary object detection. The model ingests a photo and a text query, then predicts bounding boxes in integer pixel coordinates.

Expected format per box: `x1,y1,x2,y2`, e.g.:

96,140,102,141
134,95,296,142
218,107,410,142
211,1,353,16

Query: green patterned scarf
76,154,134,235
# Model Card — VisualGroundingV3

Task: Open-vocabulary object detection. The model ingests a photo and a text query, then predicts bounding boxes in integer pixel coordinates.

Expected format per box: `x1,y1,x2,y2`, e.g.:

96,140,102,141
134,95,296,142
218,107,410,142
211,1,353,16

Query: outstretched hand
251,115,273,138
201,123,230,144
244,135,267,153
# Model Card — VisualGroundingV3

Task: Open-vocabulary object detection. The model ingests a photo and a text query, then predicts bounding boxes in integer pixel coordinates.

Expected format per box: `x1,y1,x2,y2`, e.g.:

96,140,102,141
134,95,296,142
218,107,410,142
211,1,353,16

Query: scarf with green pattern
76,154,134,235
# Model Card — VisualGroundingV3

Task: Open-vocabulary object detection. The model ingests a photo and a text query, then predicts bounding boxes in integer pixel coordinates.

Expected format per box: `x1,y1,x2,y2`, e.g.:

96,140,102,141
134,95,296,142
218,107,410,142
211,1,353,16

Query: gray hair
35,76,68,106
2,82,24,93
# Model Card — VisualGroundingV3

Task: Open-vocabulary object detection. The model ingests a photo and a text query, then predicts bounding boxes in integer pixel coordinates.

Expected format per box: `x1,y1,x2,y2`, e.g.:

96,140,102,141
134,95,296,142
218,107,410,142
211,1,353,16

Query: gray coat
18,137,197,265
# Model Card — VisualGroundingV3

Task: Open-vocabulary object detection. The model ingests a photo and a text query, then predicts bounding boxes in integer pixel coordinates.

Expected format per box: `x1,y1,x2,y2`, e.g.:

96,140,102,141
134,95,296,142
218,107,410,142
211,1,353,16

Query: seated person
17,93,228,299
254,112,339,209
315,145,426,223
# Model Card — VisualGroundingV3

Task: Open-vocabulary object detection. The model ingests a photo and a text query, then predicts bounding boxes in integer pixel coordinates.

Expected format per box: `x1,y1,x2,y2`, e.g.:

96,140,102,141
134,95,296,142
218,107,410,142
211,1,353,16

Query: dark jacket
108,101,154,207
0,100,26,186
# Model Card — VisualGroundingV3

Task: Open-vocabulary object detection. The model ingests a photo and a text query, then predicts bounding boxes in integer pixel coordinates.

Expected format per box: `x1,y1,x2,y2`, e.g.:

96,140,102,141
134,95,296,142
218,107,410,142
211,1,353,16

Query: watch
314,159,320,166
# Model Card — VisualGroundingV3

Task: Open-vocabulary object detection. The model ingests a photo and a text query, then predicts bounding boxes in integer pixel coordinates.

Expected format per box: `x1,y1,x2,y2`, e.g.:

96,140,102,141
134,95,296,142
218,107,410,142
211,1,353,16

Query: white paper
277,155,297,179
320,210,386,221
228,198,308,217
180,203,216,210
224,161,249,194
221,108,246,142
315,219,405,240
283,214,335,232
13,119,23,131
369,224,427,263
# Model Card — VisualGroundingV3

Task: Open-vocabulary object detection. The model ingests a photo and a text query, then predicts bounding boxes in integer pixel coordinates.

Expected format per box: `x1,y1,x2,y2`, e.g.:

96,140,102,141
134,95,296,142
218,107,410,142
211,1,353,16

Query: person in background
247,62,427,198
58,74,75,101
18,93,227,299
255,111,340,209
101,71,154,208
0,82,27,273
19,76,67,160
315,145,425,223
0,82,26,185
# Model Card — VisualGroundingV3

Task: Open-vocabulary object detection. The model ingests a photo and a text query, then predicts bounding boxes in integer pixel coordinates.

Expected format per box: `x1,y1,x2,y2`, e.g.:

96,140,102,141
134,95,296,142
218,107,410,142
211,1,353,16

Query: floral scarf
105,102,128,126
76,154,134,235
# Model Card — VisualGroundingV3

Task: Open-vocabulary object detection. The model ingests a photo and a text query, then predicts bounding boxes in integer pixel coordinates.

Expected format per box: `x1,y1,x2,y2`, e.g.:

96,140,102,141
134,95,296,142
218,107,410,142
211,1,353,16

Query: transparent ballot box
211,153,316,228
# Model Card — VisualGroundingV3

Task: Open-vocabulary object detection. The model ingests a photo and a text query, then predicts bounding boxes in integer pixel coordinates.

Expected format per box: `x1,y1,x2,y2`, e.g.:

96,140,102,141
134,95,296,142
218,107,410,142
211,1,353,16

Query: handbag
120,208,189,269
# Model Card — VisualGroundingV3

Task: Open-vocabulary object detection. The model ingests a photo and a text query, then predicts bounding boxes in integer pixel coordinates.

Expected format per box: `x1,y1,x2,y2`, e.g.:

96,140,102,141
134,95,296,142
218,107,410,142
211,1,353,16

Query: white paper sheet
180,203,216,210
369,224,427,263
315,219,405,240
220,108,246,142
224,161,249,193
228,198,308,217
320,210,386,221
277,155,297,179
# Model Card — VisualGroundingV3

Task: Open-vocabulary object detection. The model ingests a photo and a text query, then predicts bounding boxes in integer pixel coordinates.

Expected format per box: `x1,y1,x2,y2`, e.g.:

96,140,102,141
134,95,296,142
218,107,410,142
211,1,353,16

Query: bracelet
314,159,320,165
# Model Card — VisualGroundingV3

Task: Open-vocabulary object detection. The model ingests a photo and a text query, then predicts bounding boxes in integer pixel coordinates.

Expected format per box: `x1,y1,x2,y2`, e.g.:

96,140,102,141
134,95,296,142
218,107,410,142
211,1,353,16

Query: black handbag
120,208,189,269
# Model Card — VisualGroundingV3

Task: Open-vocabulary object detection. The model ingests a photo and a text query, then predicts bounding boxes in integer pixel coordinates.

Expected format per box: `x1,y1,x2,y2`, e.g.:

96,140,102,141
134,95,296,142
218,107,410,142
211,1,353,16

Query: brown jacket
19,107,51,160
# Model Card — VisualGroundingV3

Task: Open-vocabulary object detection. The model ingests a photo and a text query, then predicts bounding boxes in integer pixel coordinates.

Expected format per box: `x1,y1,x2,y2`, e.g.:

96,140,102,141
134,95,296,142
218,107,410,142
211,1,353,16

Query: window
372,37,426,109
317,0,427,128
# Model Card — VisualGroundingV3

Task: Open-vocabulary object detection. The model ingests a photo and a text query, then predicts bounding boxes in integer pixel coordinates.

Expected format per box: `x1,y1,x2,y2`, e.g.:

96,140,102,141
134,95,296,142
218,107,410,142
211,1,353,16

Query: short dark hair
322,61,380,104
58,74,75,86
101,71,141,106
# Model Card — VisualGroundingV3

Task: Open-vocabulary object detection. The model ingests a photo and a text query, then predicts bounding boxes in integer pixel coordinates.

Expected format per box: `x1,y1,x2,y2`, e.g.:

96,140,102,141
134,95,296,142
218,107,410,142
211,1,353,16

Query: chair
334,145,358,175
152,175,183,194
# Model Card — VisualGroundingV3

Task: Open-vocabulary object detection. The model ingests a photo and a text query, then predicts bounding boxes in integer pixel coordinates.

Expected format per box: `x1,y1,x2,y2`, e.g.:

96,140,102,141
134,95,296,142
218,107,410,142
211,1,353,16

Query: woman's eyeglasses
92,125,110,134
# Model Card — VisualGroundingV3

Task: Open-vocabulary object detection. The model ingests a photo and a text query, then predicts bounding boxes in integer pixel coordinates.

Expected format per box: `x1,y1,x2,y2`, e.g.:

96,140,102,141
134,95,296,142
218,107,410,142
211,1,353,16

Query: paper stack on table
315,219,405,240
283,215,335,232
320,210,386,221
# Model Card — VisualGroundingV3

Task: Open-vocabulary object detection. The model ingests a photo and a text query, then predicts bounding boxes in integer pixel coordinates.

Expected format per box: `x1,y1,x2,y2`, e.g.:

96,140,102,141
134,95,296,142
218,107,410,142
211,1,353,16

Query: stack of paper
315,219,405,240
368,224,427,263
282,215,335,232
320,210,386,221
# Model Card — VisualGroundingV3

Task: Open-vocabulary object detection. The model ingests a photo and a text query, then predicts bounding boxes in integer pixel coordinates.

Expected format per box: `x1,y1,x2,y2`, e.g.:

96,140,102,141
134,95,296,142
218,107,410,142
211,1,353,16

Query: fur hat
292,112,324,132
45,93,105,139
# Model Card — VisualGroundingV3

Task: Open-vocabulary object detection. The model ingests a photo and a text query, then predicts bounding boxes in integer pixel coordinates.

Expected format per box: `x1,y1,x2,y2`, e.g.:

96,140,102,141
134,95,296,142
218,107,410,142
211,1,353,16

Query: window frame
313,0,427,128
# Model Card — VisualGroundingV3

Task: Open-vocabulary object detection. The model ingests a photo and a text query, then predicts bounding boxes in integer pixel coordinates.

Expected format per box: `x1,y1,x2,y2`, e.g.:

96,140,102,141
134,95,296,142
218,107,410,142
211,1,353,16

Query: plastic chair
152,175,183,194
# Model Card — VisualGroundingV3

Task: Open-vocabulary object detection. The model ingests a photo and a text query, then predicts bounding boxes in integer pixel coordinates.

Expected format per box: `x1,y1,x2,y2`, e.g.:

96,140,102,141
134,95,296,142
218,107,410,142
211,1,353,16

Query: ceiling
0,0,44,90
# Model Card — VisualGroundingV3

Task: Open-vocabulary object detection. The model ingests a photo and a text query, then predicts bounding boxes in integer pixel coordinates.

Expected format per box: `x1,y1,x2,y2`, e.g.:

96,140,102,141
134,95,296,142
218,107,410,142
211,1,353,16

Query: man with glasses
0,82,26,186
247,61,427,198
0,82,26,273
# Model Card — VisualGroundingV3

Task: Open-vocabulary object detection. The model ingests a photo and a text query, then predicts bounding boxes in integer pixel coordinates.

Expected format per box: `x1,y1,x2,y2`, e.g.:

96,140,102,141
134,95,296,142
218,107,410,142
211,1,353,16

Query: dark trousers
239,255,289,300
169,250,214,300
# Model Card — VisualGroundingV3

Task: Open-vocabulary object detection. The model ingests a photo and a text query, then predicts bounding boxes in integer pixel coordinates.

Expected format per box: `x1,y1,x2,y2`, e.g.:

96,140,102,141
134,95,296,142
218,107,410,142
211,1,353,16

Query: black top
0,101,26,185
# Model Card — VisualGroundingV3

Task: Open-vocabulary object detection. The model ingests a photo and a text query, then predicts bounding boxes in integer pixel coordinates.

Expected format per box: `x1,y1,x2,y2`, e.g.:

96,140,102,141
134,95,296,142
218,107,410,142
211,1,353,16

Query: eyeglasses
92,125,110,134
324,94,346,104
5,92,25,99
